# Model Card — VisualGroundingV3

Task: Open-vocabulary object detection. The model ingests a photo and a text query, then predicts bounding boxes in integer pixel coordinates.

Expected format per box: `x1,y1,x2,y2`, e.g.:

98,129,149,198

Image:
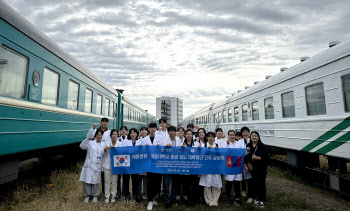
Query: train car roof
227,39,350,104
0,1,119,97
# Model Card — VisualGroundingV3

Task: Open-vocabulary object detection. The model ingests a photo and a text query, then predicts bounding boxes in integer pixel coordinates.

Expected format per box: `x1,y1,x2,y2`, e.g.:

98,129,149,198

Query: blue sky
4,0,350,117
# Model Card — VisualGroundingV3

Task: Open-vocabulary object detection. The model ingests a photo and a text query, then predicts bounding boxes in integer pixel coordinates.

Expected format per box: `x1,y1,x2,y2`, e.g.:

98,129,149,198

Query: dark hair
249,131,263,145
159,118,167,124
228,130,236,135
167,126,176,132
140,127,149,133
94,129,104,137
236,132,242,137
177,127,185,132
127,128,138,140
110,129,118,137
215,128,223,133
101,117,109,122
187,124,194,129
184,129,194,146
197,128,207,142
240,126,250,133
206,132,215,138
148,122,157,128
120,126,128,131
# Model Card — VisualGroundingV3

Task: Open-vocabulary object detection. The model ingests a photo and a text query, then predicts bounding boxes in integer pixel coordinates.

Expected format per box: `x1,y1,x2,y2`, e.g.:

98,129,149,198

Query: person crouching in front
79,129,106,203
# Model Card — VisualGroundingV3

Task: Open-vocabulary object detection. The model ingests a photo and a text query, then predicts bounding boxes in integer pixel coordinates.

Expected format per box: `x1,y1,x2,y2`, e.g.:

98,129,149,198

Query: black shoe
166,202,172,209
134,196,140,203
234,199,242,206
227,199,233,206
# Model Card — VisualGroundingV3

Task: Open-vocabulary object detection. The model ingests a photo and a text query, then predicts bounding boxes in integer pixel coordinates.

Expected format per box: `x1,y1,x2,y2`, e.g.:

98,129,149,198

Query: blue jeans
163,174,179,203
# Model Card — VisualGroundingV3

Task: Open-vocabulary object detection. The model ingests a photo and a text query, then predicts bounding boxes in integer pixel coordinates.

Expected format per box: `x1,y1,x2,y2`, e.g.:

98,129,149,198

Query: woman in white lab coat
223,130,245,206
79,129,106,204
199,132,222,206
103,129,122,204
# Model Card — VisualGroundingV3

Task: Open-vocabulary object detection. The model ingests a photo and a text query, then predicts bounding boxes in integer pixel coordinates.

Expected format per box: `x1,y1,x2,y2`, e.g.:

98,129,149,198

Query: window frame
264,97,274,119
281,91,295,118
84,88,93,113
251,101,259,120
67,80,79,110
305,82,326,116
41,67,60,105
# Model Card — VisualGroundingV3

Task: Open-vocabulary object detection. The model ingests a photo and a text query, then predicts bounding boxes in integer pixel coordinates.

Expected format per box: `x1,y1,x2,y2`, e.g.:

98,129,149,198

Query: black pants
117,174,122,197
182,175,197,205
193,176,204,202
252,169,267,201
147,173,162,202
242,178,253,198
226,180,241,200
122,174,139,199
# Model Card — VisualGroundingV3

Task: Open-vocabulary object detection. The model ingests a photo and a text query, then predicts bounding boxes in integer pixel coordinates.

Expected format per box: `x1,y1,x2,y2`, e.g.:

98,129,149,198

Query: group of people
79,117,268,210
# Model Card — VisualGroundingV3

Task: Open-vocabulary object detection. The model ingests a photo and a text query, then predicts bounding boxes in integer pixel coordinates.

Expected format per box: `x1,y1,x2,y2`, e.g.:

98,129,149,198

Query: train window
110,101,114,117
252,101,259,120
264,97,274,119
213,114,216,123
105,98,110,116
342,74,350,112
228,108,232,122
96,94,102,115
67,80,79,110
218,112,221,123
234,106,239,122
0,46,28,99
223,110,226,123
305,83,326,116
41,68,59,105
282,91,295,118
84,89,92,113
242,104,248,121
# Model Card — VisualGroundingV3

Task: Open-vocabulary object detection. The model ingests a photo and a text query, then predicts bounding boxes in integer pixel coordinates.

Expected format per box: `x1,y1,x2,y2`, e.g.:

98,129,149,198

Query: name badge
97,156,102,159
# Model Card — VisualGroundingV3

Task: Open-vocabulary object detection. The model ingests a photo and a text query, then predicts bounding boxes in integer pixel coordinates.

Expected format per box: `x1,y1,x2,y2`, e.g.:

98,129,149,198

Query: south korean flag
114,155,130,167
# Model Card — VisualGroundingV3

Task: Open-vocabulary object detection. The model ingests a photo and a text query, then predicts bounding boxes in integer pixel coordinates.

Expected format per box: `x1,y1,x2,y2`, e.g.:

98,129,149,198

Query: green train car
0,1,157,184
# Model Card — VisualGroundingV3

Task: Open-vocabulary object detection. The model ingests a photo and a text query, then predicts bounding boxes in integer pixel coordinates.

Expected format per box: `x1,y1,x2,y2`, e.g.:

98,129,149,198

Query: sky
4,0,350,118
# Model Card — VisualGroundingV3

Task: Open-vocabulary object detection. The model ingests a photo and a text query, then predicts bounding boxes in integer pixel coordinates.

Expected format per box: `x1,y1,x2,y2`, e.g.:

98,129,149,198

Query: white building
156,96,183,126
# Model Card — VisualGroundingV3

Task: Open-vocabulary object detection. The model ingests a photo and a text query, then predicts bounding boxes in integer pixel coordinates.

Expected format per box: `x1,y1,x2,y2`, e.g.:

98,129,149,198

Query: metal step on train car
179,39,350,191
0,1,157,184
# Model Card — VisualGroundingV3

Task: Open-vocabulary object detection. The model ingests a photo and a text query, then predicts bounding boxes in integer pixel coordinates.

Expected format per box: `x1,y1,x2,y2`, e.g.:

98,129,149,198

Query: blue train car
0,1,156,184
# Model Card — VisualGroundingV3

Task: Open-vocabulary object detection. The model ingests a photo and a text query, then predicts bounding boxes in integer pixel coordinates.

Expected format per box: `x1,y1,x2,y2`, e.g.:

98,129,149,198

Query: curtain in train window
42,68,59,105
234,107,239,122
282,91,295,118
67,80,79,110
96,94,102,115
264,97,274,119
305,83,326,116
228,108,232,122
105,98,110,116
242,104,248,121
0,46,28,98
252,101,259,120
110,101,114,117
222,110,226,123
342,74,350,112
84,89,92,113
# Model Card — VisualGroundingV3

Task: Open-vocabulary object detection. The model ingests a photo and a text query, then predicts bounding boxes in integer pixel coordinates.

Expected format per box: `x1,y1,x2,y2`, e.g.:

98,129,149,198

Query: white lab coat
102,139,123,169
223,139,245,181
141,135,163,146
155,129,169,140
86,127,111,145
194,139,206,147
122,138,143,147
79,138,106,184
119,135,127,142
162,136,183,146
199,143,222,188
176,136,185,146
215,137,227,146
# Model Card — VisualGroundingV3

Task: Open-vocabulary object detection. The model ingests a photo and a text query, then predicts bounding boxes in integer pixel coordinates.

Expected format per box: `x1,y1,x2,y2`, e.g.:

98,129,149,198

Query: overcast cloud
4,0,350,118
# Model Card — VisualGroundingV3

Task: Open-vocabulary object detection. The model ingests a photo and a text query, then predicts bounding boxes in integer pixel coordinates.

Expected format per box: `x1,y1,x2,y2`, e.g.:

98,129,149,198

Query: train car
180,40,350,190
0,1,154,184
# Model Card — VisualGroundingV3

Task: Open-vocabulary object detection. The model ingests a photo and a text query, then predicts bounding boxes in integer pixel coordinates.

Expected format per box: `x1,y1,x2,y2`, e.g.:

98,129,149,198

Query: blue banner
110,146,246,175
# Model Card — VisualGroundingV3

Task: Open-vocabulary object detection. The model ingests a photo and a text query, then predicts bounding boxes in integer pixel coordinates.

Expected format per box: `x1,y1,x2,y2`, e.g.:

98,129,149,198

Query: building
156,96,183,126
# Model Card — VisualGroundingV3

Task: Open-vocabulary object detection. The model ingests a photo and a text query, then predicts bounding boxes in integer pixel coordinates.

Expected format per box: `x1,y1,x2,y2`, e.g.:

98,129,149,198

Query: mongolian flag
226,156,242,167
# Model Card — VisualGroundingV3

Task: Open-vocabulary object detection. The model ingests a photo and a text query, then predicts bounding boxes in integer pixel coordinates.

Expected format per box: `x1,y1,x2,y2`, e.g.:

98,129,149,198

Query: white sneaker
92,197,98,203
152,200,158,205
147,201,153,210
183,196,188,200
254,199,260,206
84,197,89,204
247,198,253,204
104,197,109,203
111,196,116,203
242,191,247,197
259,201,265,208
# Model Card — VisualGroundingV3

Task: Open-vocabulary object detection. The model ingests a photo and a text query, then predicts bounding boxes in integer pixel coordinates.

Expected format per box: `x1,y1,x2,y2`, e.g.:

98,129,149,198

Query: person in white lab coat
103,129,122,204
199,132,222,206
138,127,149,200
155,117,169,139
116,125,128,199
215,128,227,147
145,123,163,211
79,129,106,204
122,128,142,202
223,130,245,206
